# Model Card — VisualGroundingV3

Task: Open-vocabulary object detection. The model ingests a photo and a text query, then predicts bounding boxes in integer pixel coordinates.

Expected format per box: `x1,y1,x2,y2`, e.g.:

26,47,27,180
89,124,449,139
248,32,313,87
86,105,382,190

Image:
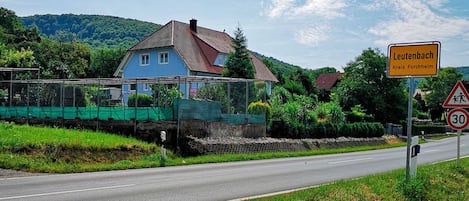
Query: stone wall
183,136,389,155
179,120,266,138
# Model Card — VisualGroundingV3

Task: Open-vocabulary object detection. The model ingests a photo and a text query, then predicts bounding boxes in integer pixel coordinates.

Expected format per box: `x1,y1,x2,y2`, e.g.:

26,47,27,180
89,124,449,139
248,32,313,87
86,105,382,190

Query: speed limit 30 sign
447,108,469,130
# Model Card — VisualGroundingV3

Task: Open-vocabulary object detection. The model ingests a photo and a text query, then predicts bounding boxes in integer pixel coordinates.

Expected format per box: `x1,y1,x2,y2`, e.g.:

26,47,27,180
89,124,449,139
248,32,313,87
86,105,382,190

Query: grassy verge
426,133,463,140
249,157,469,201
1,122,407,173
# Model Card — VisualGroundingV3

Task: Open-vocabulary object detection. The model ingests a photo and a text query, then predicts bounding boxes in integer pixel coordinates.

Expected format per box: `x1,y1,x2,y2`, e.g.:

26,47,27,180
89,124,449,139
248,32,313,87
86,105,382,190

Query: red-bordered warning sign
447,108,469,130
443,81,469,108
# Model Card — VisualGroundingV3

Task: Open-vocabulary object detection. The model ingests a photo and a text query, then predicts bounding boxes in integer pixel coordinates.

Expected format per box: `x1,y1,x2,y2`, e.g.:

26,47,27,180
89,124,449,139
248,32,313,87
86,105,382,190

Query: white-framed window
143,84,150,91
159,52,169,64
129,84,137,91
214,53,227,67
140,54,150,66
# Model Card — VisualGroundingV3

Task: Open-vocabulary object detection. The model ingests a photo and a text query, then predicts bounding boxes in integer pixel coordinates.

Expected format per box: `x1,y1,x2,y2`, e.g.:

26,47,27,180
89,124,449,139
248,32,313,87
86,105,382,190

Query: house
315,73,343,90
315,72,343,101
114,19,278,104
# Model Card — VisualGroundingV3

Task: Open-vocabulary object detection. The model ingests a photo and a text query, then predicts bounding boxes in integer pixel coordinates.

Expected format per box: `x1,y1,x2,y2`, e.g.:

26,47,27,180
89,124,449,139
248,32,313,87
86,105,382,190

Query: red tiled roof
118,20,278,82
315,73,343,90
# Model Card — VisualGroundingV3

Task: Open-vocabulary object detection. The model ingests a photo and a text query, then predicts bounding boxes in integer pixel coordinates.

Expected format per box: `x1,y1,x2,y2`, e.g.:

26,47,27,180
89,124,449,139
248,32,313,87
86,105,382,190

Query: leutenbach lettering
393,50,434,60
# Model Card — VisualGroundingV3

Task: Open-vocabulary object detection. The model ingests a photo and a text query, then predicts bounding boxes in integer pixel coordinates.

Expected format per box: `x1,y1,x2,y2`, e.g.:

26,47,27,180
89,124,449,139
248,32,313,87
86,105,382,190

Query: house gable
122,48,189,78
316,73,343,90
114,19,278,82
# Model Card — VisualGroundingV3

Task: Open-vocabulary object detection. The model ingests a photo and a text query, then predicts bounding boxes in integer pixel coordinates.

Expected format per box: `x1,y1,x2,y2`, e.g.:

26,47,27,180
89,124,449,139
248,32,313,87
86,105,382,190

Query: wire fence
0,76,268,125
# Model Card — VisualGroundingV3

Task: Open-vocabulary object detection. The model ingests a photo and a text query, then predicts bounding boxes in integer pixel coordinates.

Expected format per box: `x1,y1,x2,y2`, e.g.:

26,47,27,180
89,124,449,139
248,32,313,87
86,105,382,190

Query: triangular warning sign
443,81,469,108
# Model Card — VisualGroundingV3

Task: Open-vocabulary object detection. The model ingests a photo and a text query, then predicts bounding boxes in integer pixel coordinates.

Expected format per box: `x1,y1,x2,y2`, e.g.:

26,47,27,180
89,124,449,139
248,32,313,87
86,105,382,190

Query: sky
1,0,469,71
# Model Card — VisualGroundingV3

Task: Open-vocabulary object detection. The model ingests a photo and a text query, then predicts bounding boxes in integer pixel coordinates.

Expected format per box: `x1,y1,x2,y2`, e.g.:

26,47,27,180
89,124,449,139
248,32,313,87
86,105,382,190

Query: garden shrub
417,112,430,119
269,121,384,139
248,101,272,122
128,94,153,107
412,124,446,135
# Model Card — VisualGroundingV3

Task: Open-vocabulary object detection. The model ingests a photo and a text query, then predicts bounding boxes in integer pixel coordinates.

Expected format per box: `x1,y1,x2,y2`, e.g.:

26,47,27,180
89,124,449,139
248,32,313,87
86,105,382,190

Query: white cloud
263,0,346,46
294,25,330,46
368,0,469,45
360,1,389,11
264,0,295,18
291,0,346,19
264,0,346,19
423,0,448,9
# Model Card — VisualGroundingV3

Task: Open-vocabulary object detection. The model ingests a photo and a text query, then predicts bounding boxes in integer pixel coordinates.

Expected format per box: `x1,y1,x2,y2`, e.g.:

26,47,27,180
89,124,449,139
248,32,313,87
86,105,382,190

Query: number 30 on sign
447,108,469,130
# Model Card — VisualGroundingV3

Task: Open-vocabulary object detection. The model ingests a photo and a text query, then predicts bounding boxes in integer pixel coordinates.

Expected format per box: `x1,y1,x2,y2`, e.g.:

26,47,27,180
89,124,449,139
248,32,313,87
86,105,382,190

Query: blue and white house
113,19,278,104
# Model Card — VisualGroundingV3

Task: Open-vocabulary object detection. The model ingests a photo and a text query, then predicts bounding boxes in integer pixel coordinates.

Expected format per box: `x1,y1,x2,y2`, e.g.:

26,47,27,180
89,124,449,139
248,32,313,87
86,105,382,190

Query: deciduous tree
419,67,463,121
333,48,407,123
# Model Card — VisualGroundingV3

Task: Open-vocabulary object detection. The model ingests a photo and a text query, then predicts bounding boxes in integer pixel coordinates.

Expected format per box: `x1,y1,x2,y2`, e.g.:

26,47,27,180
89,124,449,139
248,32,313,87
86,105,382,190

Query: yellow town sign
387,41,440,77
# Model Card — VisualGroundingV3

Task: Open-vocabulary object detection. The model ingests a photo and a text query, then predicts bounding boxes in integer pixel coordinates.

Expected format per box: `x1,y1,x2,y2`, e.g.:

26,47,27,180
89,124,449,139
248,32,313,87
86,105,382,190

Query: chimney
190,19,197,32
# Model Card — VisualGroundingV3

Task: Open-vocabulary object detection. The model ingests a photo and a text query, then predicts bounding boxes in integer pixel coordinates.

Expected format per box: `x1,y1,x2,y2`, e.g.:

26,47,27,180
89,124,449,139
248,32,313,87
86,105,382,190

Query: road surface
1,135,468,201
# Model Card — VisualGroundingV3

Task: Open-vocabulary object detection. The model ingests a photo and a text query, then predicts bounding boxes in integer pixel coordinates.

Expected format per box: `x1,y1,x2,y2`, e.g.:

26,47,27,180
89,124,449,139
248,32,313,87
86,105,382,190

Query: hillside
20,14,160,48
19,14,334,85
456,66,469,80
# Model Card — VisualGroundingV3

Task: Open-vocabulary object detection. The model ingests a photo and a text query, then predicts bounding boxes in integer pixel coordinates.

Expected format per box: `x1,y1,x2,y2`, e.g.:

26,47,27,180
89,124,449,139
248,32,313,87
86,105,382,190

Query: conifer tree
224,26,255,79
223,26,257,114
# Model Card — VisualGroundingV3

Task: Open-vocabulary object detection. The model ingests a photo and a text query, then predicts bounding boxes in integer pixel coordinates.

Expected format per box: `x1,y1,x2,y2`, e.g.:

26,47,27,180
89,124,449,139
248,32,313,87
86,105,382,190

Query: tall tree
419,67,463,121
333,48,407,123
223,26,255,79
89,48,125,78
222,26,257,113
26,38,91,79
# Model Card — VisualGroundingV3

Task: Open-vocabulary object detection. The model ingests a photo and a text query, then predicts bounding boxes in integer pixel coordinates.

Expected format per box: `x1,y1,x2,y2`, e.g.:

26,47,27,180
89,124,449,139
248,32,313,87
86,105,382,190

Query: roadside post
160,131,167,159
443,83,469,168
387,41,440,181
409,136,420,177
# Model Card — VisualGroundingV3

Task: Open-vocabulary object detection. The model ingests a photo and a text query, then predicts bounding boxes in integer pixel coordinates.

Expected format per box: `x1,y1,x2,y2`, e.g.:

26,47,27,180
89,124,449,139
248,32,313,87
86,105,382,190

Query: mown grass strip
249,157,469,201
0,122,155,151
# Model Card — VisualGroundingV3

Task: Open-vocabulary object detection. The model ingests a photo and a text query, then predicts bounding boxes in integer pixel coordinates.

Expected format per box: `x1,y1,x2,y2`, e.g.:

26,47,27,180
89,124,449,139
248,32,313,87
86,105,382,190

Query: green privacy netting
174,99,265,124
0,99,265,124
0,106,173,121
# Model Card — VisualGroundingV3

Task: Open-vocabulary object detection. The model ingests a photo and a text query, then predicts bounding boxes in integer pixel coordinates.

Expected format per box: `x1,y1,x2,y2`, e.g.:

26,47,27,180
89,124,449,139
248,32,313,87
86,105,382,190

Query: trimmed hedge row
411,124,446,135
270,121,385,139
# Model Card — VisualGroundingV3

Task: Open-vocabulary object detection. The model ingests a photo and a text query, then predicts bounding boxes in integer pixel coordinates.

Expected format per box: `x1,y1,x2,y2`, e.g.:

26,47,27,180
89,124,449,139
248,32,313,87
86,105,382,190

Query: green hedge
411,124,446,135
270,121,384,139
128,94,153,107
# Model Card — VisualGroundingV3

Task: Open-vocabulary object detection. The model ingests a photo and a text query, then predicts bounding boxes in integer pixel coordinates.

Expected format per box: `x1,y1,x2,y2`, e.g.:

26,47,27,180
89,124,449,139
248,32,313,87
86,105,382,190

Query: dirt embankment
7,144,156,164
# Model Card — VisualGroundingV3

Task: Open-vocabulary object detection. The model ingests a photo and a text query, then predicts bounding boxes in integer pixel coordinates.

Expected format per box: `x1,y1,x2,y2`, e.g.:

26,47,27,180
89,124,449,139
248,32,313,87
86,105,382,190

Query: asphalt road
1,135,468,201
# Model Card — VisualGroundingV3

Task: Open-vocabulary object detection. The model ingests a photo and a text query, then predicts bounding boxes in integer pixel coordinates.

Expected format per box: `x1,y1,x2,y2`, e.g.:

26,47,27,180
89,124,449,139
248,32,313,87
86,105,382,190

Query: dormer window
140,54,150,66
214,53,227,67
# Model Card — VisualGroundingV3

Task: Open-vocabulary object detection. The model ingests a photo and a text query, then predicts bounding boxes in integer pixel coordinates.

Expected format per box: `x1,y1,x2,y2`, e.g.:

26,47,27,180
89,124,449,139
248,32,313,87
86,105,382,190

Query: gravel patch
0,168,49,178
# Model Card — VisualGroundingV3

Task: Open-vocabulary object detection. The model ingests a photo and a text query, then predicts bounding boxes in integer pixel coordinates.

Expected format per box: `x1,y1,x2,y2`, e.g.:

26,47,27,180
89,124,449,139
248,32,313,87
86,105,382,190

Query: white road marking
0,184,136,200
432,155,469,165
228,185,319,201
327,158,373,165
423,149,439,153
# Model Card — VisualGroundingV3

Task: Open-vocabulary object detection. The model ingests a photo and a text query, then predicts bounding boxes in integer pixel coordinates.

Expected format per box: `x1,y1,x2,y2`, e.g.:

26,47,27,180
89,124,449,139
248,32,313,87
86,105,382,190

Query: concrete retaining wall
183,136,388,155
179,120,266,138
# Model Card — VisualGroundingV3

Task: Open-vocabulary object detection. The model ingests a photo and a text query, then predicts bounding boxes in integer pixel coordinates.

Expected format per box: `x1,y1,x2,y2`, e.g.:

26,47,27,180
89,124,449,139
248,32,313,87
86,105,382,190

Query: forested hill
456,66,469,80
20,14,160,48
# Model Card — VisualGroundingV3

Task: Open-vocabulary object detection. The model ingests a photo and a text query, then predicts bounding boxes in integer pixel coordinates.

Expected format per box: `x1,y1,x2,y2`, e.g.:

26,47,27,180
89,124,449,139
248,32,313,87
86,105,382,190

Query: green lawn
250,157,469,201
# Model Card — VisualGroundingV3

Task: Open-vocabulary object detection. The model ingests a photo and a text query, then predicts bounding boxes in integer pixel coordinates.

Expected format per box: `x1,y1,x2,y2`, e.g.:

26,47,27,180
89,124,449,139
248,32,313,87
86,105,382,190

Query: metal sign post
446,108,469,168
387,41,441,182
457,130,461,168
405,76,414,181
